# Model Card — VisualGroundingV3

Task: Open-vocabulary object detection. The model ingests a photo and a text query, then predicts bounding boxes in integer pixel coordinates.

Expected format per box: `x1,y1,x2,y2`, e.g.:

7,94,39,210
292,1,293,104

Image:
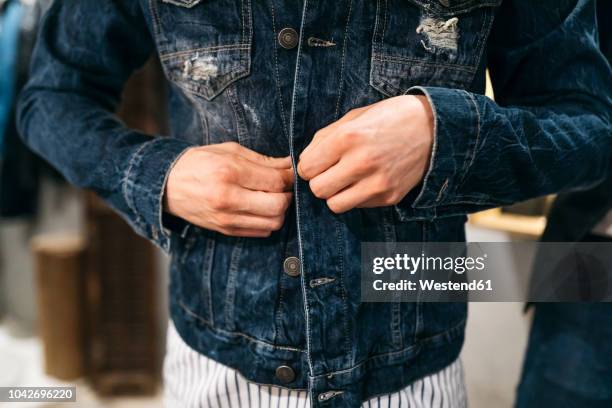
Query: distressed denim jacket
17,0,611,406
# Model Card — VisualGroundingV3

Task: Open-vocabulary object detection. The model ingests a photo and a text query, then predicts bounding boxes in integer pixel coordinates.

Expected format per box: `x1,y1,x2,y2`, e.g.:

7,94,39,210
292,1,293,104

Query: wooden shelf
469,208,547,239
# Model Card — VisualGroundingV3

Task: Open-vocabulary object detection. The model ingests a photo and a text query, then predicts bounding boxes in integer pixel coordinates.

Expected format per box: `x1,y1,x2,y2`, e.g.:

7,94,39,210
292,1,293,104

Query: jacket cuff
396,86,481,220
123,136,194,251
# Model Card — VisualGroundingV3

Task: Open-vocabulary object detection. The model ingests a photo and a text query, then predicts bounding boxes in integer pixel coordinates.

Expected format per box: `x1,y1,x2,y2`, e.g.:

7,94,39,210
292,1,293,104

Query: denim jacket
17,0,611,406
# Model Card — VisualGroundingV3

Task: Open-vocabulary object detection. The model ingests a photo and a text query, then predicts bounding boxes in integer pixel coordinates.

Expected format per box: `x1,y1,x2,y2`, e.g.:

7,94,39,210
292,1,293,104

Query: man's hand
164,142,294,237
297,95,434,214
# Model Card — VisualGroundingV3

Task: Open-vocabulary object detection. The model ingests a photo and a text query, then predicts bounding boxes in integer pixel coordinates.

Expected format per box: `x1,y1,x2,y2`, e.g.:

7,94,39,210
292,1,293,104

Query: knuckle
271,173,286,191
327,199,342,214
207,187,231,210
214,213,232,227
309,180,326,199
214,163,236,183
339,128,358,143
384,191,402,205
269,217,284,231
353,157,372,174
297,162,311,180
273,197,289,215
375,174,392,192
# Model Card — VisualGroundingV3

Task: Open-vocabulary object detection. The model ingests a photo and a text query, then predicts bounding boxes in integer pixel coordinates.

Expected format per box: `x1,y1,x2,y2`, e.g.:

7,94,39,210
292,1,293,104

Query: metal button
283,256,301,277
278,27,298,49
275,365,296,384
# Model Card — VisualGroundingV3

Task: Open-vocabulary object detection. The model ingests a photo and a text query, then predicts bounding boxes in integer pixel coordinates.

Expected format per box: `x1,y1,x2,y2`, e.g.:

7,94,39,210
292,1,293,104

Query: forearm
397,0,612,220
18,87,193,249
16,0,194,250
400,86,611,219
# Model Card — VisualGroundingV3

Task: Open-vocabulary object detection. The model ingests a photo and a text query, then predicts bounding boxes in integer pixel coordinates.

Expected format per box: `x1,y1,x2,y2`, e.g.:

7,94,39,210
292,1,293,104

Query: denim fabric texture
17,0,612,406
516,301,612,408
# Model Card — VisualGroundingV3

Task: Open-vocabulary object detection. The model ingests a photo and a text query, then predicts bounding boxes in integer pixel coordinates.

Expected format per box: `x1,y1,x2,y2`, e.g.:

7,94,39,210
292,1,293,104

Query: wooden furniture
85,59,167,395
84,194,159,395
84,57,167,396
32,234,86,380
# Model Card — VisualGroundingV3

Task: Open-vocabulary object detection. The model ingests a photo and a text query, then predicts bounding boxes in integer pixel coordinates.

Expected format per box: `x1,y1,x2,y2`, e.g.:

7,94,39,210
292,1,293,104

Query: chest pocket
370,0,501,97
150,0,252,100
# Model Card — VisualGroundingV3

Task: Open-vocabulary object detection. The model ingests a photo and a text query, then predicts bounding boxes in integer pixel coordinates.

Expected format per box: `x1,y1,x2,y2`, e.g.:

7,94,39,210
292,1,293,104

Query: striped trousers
164,322,467,408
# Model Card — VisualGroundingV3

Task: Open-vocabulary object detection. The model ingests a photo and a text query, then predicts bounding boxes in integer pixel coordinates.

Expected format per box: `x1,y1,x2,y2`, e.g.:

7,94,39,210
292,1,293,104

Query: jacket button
278,27,298,49
283,256,301,277
275,365,296,384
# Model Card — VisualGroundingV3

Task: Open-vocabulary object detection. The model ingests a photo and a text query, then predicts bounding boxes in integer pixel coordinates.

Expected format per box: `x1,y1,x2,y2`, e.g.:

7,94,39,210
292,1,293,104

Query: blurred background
0,0,590,407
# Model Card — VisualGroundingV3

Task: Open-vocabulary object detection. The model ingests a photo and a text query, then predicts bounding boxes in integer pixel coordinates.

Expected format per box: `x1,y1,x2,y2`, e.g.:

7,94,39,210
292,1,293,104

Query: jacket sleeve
17,0,194,251
399,0,612,220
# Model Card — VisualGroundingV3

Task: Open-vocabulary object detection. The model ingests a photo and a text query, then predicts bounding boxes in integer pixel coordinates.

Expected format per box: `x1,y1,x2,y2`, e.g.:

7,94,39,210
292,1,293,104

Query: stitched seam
203,235,216,323
148,0,163,46
241,0,246,42
178,300,305,353
311,318,466,379
161,0,201,7
370,0,381,88
334,0,354,121
435,178,450,203
268,0,290,141
334,221,351,356
381,0,389,45
410,0,501,15
122,141,153,217
457,91,481,189
169,66,249,100
372,54,477,73
224,237,244,330
289,0,315,377
411,86,439,208
226,86,247,145
273,264,286,346
158,144,193,239
160,44,251,60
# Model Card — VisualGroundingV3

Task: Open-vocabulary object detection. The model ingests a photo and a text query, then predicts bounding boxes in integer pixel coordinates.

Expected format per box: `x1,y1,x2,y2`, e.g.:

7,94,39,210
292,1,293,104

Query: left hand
297,95,434,213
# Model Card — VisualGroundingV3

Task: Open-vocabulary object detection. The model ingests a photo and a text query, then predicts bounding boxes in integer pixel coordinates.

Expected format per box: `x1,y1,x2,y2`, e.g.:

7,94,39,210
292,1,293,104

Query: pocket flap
408,0,502,16
161,45,251,100
161,0,203,8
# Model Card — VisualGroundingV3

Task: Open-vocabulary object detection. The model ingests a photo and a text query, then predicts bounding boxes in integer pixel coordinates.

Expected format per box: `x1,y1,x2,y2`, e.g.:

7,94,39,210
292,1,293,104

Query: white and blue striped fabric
164,322,466,408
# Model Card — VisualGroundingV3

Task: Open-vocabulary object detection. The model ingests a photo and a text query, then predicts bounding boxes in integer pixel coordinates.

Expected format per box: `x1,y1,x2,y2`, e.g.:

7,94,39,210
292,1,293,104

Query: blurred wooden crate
84,193,159,395
84,56,168,396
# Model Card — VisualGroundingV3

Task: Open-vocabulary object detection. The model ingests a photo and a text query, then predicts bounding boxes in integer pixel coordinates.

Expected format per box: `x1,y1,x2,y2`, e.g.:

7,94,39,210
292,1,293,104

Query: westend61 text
373,279,493,292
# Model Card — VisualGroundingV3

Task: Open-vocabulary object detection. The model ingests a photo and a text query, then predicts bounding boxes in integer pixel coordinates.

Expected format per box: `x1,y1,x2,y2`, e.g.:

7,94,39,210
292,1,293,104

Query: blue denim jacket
17,0,612,406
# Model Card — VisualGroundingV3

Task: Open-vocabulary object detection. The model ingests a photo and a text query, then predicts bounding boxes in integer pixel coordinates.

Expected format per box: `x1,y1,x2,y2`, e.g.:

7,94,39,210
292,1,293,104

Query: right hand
164,142,294,237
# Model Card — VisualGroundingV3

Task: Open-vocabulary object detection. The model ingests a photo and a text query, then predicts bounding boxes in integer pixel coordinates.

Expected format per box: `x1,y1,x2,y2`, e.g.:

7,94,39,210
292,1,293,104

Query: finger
300,107,366,159
326,180,373,214
217,227,273,238
215,213,286,231
235,158,295,192
308,159,364,199
239,149,292,169
357,196,390,208
235,190,293,217
297,133,344,181
220,142,292,169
